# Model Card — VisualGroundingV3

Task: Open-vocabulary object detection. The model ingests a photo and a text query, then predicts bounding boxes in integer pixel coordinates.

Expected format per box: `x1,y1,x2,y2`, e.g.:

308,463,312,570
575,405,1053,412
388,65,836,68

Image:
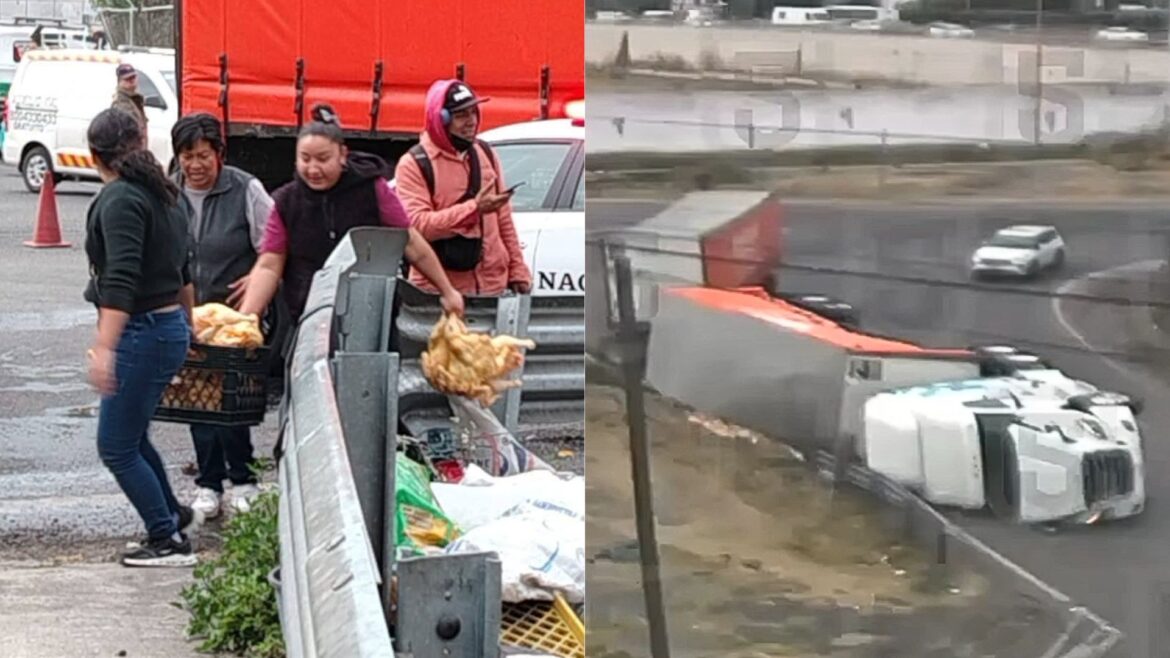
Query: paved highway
590,197,1170,658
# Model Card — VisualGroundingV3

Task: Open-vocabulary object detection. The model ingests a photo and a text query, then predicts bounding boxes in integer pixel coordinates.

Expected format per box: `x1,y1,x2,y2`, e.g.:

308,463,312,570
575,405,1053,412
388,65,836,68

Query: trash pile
392,425,584,605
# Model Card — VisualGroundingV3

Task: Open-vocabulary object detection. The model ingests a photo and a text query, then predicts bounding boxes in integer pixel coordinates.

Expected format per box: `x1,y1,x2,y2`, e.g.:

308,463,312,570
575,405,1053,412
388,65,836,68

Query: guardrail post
395,553,502,657
337,273,395,353
614,254,672,658
333,352,400,575
490,293,532,433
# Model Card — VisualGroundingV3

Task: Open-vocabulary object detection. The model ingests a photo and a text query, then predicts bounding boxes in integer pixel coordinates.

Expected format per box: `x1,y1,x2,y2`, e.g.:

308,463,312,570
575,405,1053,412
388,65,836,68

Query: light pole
1034,0,1044,146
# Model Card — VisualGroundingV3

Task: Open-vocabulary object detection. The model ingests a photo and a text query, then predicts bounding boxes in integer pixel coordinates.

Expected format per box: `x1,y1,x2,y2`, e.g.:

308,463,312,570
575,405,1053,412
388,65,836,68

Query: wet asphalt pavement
590,197,1170,658
0,170,276,558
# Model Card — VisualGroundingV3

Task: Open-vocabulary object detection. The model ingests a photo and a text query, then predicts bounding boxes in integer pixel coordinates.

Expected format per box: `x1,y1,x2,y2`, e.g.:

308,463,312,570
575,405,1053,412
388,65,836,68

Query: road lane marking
1051,259,1163,380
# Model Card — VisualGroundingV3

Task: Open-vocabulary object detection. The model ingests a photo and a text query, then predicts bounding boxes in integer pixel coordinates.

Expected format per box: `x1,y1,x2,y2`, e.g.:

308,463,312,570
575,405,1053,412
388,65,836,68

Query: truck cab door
1009,424,1084,523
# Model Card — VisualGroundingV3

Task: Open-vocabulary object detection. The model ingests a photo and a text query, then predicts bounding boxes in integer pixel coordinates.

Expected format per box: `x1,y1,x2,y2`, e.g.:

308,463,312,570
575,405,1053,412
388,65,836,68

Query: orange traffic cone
24,174,70,249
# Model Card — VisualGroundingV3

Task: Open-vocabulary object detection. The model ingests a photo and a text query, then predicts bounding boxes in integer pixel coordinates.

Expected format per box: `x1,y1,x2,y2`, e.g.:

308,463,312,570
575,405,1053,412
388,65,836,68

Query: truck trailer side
177,0,585,188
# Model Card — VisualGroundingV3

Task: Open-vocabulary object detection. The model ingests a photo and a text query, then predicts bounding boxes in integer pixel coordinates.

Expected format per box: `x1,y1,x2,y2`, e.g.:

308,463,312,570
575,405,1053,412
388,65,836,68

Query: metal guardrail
811,451,1121,658
278,228,585,657
277,229,397,658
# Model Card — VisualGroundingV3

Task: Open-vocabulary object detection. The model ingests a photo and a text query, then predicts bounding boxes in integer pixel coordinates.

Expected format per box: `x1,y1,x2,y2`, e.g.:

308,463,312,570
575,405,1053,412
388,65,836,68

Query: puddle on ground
43,404,98,419
585,384,1068,658
0,382,89,394
0,308,93,333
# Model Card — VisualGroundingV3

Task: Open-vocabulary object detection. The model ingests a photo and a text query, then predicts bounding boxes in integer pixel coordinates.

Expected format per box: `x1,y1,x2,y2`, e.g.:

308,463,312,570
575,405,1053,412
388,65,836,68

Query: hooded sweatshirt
263,151,410,319
394,79,531,296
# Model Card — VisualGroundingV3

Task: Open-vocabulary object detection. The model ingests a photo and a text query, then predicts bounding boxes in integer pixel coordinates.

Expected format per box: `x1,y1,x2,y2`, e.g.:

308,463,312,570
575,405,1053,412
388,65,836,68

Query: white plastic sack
433,465,584,531
444,500,585,604
433,464,585,603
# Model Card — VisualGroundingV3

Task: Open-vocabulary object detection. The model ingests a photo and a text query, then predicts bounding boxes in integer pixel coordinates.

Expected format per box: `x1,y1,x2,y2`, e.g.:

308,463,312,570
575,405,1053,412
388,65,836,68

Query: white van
771,6,833,25
2,48,177,193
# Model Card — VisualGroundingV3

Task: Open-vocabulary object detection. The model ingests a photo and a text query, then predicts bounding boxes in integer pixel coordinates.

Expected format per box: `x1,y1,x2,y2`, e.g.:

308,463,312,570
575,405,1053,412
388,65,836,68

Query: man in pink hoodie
395,80,532,297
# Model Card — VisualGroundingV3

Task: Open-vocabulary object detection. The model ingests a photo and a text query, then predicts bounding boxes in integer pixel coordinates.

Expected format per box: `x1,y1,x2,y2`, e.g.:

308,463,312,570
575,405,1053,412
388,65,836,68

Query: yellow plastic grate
501,598,584,658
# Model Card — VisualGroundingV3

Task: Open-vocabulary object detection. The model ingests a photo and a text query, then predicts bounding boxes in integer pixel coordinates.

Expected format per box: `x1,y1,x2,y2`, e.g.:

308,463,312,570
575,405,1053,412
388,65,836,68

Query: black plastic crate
153,344,271,427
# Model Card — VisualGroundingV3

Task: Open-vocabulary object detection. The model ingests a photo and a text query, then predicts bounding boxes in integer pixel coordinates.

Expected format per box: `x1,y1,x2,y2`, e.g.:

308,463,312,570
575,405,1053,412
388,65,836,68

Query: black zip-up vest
271,169,381,319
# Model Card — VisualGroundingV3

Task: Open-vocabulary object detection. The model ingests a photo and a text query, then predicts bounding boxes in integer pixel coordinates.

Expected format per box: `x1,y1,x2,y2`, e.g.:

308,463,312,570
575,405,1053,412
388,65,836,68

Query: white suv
970,225,1066,279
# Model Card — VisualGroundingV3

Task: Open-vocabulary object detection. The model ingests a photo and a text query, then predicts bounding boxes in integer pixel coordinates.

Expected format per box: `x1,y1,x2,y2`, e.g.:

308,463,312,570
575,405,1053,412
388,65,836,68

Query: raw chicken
421,313,536,406
192,303,264,348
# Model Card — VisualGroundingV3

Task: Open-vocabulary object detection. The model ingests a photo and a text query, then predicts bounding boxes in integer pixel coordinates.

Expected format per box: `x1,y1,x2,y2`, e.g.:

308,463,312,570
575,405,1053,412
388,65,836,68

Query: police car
477,111,584,297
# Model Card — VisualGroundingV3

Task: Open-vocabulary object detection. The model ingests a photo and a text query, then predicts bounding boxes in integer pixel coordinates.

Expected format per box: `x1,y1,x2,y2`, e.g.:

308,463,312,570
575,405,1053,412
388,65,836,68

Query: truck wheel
979,351,1046,376
1053,249,1066,269
1068,392,1143,416
793,295,858,326
971,345,1020,358
21,146,54,193
1025,261,1040,279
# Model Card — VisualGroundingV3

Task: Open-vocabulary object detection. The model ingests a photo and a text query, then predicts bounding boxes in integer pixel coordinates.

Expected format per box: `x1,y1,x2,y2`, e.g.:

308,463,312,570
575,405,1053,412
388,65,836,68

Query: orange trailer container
176,0,584,186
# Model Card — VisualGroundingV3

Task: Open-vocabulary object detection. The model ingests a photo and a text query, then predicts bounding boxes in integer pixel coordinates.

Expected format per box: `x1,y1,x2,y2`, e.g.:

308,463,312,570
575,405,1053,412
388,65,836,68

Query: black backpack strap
477,139,499,190
409,143,435,199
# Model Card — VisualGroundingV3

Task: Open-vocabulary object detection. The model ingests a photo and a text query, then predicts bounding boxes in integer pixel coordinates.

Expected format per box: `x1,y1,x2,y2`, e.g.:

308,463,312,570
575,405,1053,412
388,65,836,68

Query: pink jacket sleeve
393,154,478,241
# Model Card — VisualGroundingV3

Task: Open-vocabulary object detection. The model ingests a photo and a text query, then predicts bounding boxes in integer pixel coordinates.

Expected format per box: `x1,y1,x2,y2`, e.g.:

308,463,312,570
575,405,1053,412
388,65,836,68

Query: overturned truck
645,286,1146,525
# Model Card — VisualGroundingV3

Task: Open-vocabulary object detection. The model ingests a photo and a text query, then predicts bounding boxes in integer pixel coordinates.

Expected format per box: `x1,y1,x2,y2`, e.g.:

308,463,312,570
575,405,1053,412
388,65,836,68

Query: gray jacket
174,165,273,306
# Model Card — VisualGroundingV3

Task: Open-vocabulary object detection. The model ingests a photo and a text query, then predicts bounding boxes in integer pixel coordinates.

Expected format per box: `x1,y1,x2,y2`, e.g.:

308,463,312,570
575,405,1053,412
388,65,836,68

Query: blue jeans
191,424,256,493
96,308,190,541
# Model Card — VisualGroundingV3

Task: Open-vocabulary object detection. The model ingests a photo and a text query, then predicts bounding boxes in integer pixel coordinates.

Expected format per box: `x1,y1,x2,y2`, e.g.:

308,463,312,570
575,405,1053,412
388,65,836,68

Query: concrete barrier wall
586,23,1170,86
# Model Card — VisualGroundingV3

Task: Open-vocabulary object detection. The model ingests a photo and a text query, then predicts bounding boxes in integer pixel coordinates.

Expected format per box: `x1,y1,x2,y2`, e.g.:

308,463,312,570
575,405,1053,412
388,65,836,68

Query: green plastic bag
394,457,459,555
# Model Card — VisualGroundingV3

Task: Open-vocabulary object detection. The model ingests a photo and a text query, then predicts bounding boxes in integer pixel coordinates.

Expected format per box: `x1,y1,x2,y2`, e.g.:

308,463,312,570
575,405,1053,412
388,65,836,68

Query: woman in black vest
239,104,463,322
84,108,200,567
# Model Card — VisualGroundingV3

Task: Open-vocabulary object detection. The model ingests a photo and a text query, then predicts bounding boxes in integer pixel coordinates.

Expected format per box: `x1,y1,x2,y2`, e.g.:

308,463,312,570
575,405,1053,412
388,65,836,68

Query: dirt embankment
588,158,1170,202
585,383,1067,658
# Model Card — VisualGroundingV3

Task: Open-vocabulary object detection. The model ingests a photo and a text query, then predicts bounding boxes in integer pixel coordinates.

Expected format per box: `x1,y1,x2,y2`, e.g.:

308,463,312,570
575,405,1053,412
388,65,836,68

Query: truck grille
1082,450,1134,506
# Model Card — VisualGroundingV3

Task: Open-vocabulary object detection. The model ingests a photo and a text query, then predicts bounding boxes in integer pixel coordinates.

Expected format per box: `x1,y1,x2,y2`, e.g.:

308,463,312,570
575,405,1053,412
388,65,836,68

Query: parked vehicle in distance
928,21,975,38
2,47,177,192
772,6,833,25
1094,26,1149,42
825,5,899,23
970,224,1066,279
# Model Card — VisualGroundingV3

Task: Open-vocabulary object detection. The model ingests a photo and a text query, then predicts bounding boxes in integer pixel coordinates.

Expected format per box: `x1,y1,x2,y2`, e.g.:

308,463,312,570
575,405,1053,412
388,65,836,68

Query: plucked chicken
192,303,265,348
421,313,536,406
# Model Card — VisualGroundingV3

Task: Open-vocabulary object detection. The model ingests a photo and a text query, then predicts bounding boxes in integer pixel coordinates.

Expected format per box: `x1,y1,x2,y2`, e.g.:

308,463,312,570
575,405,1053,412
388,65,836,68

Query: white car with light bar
390,107,585,297
970,224,1065,279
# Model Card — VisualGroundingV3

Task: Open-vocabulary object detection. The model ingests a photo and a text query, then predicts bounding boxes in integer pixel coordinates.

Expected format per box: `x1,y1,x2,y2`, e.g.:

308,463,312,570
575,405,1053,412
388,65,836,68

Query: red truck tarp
180,0,584,135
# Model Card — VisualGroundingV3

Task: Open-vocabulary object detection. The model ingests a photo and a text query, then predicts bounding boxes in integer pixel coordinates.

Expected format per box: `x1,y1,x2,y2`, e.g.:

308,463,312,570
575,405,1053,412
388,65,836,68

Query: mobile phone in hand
504,181,527,196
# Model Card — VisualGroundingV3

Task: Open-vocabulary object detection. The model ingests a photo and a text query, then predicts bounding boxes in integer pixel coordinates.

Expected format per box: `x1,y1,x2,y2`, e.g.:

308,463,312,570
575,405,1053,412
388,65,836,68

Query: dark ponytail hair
299,103,345,145
88,108,179,206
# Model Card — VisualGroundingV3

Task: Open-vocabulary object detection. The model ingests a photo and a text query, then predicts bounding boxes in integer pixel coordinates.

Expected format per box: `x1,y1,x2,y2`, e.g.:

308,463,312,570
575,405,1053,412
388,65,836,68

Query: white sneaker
191,487,222,520
229,484,260,514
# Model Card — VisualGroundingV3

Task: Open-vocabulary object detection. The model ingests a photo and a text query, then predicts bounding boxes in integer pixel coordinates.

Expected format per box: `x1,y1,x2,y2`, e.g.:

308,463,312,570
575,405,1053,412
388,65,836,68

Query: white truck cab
864,371,1145,524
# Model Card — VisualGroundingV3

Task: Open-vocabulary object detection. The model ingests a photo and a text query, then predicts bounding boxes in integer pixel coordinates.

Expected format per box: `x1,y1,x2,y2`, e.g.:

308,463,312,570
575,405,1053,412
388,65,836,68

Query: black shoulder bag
408,141,498,272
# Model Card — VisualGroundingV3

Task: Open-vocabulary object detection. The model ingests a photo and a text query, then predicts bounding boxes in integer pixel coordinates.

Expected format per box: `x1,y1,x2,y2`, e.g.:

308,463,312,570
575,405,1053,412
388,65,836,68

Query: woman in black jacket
85,108,200,567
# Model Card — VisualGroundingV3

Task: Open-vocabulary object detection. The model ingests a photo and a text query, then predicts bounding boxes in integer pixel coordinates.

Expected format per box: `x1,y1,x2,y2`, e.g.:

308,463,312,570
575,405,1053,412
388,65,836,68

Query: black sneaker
179,505,204,534
125,506,203,550
121,535,197,568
